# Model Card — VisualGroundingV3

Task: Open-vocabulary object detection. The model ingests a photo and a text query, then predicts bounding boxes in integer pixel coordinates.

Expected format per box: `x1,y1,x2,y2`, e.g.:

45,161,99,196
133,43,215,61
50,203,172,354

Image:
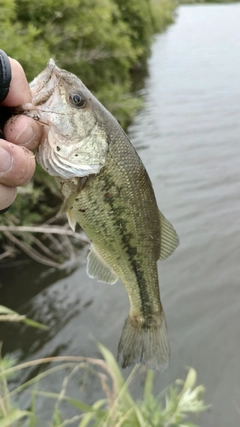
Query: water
128,4,240,425
1,3,240,426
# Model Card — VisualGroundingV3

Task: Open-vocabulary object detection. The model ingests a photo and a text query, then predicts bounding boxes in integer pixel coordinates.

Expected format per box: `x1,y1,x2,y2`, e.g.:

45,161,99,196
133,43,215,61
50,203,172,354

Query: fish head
24,59,109,179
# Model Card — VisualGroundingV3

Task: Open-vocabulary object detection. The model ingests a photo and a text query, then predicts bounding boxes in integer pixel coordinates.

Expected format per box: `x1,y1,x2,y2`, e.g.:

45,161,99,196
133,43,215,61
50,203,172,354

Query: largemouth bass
23,59,179,371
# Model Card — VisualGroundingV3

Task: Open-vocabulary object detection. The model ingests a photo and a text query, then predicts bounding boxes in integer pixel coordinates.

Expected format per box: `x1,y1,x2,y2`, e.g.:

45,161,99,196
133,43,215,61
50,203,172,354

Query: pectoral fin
159,211,179,260
87,244,119,284
60,177,88,232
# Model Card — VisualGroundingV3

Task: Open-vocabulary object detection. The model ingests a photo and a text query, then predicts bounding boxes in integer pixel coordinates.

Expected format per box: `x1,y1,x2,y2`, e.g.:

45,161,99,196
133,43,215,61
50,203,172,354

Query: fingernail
0,146,13,174
15,123,36,146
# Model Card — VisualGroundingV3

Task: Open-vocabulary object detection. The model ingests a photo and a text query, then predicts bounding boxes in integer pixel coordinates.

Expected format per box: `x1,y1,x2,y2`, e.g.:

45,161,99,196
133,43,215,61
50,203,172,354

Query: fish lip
46,58,62,81
27,58,60,109
48,58,57,68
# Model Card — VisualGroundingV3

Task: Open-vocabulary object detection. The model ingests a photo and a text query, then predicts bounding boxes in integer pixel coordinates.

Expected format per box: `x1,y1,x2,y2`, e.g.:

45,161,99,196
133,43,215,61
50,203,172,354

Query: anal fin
87,244,118,285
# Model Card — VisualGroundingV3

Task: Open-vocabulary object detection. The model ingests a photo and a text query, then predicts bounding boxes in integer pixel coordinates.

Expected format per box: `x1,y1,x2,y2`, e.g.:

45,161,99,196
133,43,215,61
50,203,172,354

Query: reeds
0,334,208,426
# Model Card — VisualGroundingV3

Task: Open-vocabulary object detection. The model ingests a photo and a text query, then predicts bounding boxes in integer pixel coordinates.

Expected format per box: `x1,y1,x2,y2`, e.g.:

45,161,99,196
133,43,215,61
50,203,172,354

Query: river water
1,3,240,426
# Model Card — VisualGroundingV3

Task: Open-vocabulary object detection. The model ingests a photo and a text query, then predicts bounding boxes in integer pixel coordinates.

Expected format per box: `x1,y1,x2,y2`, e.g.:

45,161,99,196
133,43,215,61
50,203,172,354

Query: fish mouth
23,59,108,179
30,59,60,103
20,59,63,122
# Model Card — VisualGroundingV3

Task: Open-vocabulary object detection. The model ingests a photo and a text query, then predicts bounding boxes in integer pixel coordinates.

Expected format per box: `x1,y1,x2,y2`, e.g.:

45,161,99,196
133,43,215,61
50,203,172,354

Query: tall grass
0,341,208,427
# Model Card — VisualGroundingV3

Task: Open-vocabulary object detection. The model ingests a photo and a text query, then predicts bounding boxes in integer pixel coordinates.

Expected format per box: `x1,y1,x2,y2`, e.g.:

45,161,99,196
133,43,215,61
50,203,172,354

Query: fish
23,59,179,371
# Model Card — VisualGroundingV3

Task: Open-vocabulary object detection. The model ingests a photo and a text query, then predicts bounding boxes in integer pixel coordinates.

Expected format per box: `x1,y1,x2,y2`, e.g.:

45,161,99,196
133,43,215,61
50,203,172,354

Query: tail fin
117,313,170,372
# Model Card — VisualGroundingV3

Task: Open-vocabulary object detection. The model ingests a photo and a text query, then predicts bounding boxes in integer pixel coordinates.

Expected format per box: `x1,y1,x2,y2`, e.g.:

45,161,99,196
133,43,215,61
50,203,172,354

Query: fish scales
65,135,162,316
22,59,179,371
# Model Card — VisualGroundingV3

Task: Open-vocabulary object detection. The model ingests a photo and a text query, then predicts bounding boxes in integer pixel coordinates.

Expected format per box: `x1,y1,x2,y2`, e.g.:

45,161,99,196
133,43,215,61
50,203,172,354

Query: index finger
1,57,31,107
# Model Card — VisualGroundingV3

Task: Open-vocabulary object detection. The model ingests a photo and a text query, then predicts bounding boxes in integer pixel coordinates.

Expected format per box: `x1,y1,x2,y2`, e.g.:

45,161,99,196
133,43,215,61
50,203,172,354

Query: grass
0,340,208,426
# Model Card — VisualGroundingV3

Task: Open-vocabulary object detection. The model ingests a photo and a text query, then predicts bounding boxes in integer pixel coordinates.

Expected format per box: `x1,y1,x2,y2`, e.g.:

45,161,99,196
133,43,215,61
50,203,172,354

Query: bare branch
26,234,62,261
3,231,63,269
0,246,16,260
0,219,89,267
0,225,89,242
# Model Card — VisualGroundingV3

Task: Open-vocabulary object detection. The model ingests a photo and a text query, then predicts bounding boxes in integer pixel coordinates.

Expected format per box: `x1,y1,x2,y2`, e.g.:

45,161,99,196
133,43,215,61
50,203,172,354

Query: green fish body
24,60,179,371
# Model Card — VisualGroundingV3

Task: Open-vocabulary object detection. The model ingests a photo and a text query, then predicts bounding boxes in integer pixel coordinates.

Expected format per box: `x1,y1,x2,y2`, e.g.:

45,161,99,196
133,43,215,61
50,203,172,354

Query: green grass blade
29,381,39,427
133,404,146,426
8,363,80,396
0,306,15,314
52,406,63,426
180,368,197,394
36,390,106,415
97,342,126,392
143,369,154,401
0,305,48,330
78,403,107,427
78,412,95,427
0,410,30,427
22,317,49,330
97,342,137,406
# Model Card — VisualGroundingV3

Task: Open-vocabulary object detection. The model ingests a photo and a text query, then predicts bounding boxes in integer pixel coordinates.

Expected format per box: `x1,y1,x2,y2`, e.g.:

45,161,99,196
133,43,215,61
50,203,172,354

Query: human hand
0,50,43,213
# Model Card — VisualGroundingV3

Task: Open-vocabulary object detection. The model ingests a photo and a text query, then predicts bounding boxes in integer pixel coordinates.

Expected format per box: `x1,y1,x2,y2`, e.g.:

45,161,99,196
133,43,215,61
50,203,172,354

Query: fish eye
69,91,86,108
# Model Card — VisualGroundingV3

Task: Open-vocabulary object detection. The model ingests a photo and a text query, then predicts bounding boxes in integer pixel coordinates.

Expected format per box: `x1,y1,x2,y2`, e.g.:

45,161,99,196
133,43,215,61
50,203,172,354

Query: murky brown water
1,3,240,426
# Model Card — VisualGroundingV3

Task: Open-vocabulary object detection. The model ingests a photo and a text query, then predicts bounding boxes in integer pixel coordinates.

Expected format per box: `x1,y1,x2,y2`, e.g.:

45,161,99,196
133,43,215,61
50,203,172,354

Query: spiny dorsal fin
159,211,179,260
87,244,119,284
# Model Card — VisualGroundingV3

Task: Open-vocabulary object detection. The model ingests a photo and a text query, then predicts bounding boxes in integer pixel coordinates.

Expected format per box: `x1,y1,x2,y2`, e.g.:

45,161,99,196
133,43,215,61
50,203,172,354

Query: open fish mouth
23,59,109,179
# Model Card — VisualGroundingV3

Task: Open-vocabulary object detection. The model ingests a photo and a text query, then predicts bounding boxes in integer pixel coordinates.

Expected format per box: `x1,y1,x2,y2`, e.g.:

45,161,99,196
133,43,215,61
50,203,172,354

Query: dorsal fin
159,211,179,260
